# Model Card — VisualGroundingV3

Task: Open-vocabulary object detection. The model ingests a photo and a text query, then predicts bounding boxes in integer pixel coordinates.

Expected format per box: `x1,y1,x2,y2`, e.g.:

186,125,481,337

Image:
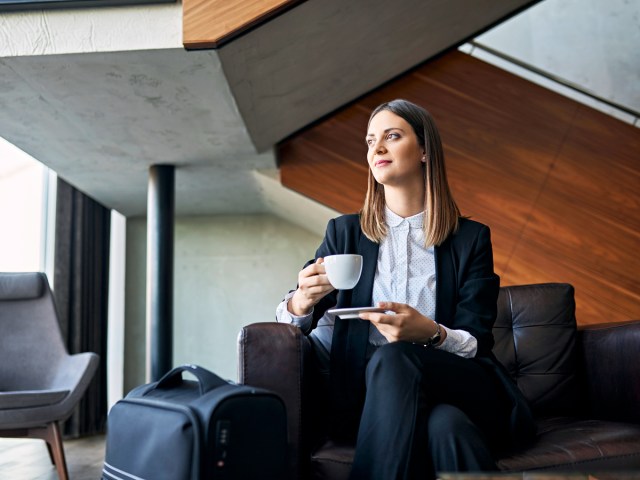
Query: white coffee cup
323,254,363,290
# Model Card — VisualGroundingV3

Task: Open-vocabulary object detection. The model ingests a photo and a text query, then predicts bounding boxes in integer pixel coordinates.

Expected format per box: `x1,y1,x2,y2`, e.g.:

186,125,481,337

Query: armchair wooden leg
26,423,69,480
44,440,55,464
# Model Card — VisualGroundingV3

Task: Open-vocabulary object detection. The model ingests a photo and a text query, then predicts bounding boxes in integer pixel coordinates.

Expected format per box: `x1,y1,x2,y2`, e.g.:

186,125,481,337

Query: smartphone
327,306,386,319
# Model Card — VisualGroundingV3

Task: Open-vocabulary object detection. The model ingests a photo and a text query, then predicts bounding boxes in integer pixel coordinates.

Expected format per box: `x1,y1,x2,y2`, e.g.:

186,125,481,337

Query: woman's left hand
359,302,441,344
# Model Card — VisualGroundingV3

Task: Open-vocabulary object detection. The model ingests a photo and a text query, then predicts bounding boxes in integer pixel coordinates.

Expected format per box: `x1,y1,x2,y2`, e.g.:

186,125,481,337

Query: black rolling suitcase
102,364,288,480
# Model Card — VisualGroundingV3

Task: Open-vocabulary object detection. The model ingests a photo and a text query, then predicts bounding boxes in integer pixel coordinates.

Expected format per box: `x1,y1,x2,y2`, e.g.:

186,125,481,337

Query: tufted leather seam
507,288,519,378
311,457,354,466
512,324,576,329
294,330,304,467
243,330,253,384
516,451,640,472
580,320,640,332
240,329,247,385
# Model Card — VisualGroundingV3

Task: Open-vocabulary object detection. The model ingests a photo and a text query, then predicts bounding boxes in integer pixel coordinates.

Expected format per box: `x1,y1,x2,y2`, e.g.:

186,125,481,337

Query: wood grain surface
183,0,301,49
278,50,640,326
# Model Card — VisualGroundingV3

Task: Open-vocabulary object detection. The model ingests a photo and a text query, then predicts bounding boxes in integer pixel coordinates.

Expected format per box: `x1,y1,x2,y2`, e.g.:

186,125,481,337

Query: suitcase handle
154,364,228,395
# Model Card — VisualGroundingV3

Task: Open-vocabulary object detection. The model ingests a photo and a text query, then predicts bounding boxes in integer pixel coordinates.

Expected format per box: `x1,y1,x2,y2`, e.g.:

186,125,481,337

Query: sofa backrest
492,283,581,416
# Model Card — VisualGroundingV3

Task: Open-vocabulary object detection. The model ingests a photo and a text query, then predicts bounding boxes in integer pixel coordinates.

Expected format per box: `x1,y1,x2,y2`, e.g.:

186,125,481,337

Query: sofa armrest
579,320,640,423
238,322,312,480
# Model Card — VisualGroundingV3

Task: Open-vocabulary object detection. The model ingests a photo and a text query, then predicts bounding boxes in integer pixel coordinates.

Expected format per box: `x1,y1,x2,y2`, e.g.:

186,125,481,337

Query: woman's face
366,110,425,188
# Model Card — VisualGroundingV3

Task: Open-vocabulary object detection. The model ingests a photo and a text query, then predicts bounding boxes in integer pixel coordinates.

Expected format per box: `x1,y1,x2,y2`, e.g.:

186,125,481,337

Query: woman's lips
375,160,391,167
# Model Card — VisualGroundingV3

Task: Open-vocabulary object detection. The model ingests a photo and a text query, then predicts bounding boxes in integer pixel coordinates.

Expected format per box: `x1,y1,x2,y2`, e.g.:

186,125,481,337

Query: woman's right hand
288,258,335,316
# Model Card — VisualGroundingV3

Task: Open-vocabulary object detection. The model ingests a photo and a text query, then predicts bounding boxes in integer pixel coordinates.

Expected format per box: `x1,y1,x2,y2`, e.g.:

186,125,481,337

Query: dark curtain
54,177,111,437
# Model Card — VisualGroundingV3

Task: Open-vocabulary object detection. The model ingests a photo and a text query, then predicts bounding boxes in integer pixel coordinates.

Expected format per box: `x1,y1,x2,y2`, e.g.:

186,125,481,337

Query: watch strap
428,322,441,346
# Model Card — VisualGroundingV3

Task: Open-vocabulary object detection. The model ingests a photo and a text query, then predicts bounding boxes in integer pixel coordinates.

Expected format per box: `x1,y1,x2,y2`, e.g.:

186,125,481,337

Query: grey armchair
0,272,99,480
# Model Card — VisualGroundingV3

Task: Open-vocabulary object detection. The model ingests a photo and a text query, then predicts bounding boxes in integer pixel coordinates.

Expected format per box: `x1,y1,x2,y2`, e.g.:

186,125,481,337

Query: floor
440,474,640,480
0,434,105,480
2,435,639,480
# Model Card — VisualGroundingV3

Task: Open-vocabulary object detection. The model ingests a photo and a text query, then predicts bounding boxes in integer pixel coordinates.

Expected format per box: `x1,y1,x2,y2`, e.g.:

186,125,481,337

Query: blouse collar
385,206,424,229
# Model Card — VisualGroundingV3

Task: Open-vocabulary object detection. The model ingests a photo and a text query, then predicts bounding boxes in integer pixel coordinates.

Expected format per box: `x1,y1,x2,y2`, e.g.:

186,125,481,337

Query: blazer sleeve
307,218,340,327
308,214,371,326
452,224,500,356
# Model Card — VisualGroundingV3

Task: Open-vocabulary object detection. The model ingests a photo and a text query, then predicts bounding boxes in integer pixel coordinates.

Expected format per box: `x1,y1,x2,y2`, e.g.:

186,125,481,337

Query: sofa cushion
311,417,640,476
311,440,354,480
497,416,640,472
493,284,581,415
0,389,69,409
580,321,640,424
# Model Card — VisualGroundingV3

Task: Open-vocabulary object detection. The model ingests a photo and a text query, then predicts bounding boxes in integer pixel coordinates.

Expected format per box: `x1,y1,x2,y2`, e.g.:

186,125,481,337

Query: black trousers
348,342,510,480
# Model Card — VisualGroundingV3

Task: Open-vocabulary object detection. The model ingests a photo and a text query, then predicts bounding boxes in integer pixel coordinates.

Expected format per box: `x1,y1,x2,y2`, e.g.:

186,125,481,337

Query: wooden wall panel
279,107,371,214
278,50,640,326
503,105,640,324
183,0,301,49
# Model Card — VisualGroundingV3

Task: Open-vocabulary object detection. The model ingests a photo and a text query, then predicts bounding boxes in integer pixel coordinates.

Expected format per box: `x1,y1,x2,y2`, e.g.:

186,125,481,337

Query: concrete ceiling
0,0,558,218
0,48,276,217
217,0,539,151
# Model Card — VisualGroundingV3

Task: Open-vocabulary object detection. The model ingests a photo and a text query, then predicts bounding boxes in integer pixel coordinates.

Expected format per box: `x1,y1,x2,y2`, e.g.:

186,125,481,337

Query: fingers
295,258,335,310
300,258,327,279
361,304,435,344
299,271,332,291
364,321,398,343
376,301,408,313
303,285,334,297
301,273,330,287
358,301,409,323
359,311,396,324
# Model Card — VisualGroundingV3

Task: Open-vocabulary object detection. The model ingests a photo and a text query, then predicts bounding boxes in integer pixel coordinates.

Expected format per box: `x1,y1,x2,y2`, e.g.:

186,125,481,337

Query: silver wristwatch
425,322,441,347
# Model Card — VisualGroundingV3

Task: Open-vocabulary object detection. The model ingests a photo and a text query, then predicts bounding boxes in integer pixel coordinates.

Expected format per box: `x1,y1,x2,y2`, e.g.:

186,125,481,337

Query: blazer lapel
347,234,379,394
342,232,379,383
351,235,379,308
435,237,455,325
329,232,379,440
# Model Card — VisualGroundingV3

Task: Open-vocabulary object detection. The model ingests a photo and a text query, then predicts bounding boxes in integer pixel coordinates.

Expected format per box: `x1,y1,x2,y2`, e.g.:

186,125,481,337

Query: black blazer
307,214,535,447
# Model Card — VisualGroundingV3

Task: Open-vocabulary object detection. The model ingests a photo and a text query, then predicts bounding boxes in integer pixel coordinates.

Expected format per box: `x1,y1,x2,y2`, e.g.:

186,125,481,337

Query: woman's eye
387,133,399,140
366,139,375,147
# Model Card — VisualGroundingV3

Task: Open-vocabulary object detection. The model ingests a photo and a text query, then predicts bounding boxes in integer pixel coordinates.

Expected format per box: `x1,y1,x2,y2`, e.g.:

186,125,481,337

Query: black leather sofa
238,283,640,479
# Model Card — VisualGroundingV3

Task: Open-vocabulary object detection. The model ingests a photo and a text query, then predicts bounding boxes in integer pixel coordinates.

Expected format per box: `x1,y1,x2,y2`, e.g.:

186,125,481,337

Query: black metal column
146,164,175,381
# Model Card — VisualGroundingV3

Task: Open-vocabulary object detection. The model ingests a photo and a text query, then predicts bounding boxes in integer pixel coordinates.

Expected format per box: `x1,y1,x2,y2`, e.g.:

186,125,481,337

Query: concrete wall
0,3,181,57
475,0,640,123
124,213,323,393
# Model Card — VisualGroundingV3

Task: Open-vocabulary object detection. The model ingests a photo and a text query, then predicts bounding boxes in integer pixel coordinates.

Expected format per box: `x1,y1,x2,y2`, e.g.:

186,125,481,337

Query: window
0,137,53,274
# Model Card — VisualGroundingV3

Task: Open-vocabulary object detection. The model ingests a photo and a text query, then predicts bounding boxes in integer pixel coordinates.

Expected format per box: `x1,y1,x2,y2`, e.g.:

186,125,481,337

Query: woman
276,99,534,479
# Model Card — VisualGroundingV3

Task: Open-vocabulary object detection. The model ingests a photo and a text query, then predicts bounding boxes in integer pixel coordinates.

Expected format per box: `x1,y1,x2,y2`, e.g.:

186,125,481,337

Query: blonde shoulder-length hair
360,99,460,247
